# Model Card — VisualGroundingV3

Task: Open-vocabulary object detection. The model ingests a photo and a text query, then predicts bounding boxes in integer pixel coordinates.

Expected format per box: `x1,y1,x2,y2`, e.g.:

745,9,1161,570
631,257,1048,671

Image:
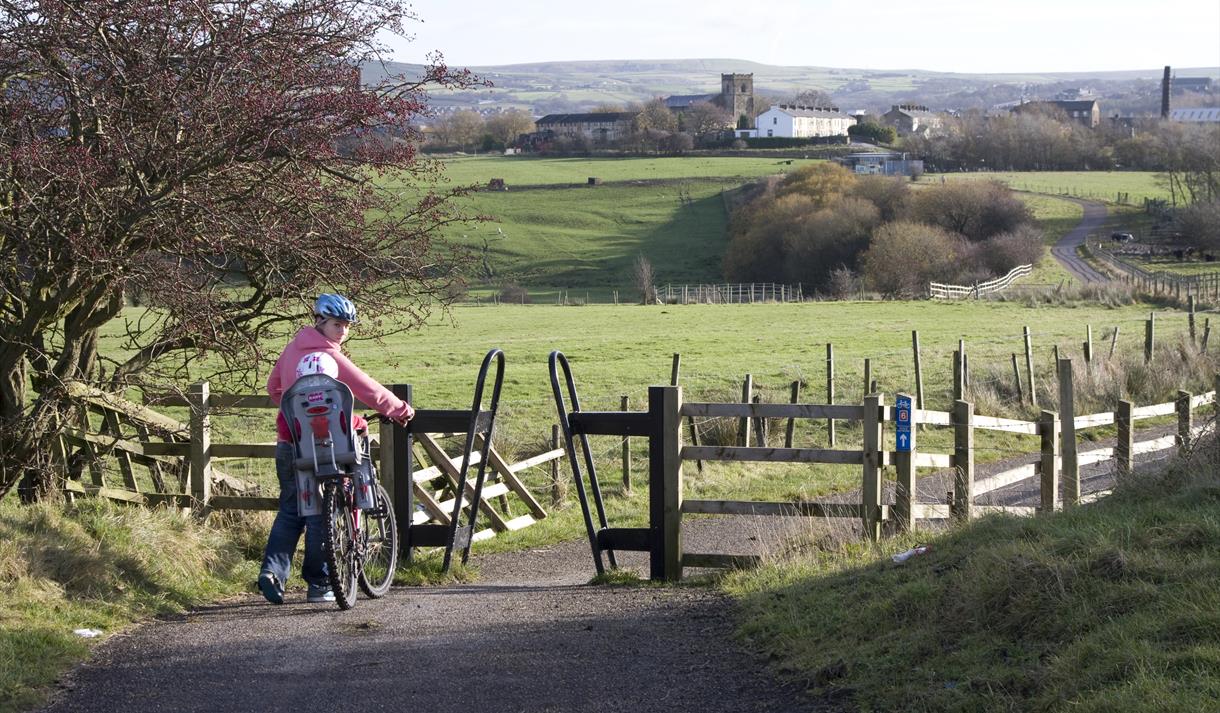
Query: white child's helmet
295,351,339,379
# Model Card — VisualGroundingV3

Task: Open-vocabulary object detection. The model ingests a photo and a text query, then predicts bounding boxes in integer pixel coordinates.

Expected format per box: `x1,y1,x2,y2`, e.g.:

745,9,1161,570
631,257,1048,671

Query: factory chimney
1161,66,1171,119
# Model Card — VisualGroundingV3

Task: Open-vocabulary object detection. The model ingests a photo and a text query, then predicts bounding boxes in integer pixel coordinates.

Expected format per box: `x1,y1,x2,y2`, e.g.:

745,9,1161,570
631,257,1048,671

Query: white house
755,105,855,138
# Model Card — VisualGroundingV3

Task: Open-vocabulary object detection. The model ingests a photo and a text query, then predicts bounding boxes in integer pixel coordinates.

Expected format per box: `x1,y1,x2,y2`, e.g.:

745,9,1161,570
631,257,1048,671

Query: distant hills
363,58,1220,117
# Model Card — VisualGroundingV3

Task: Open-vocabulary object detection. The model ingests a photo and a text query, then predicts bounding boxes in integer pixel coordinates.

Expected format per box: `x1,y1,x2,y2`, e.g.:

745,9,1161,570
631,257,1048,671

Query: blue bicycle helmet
313,293,358,323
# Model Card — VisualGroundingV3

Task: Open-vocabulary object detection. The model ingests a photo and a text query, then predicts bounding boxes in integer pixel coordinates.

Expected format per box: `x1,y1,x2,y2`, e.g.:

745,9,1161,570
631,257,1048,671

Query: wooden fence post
912,330,925,412
1145,312,1155,363
895,393,916,533
1024,326,1038,408
1202,319,1211,353
1116,400,1133,479
863,358,872,399
1109,326,1120,359
1176,390,1193,456
952,399,974,522
1039,410,1059,513
1084,325,1093,363
672,352,702,473
784,380,800,448
1058,359,1080,506
650,385,683,582
826,344,836,447
1011,353,1024,403
739,374,753,447
621,395,632,493
382,384,414,559
861,393,884,541
1189,296,1197,344
953,349,964,401
187,381,212,509
550,424,564,506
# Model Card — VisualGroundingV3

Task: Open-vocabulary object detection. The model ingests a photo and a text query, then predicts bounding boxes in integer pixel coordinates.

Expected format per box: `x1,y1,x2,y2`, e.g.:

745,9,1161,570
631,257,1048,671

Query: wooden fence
58,382,561,546
929,264,1033,299
587,363,1217,581
1088,241,1220,300
657,282,802,304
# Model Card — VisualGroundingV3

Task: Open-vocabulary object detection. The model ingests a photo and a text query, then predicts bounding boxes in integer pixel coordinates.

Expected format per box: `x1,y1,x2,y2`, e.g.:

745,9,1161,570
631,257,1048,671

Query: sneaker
306,585,335,603
258,572,284,605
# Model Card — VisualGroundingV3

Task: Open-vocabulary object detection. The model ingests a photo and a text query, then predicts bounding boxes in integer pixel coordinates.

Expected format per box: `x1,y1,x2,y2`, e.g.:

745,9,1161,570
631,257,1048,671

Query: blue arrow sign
895,394,914,452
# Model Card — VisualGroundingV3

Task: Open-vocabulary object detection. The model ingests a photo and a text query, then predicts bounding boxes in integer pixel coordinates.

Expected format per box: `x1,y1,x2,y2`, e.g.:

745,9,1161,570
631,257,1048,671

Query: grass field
931,170,1173,206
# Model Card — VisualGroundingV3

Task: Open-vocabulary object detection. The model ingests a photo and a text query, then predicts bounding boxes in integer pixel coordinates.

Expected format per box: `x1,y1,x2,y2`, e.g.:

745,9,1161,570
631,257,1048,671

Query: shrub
498,283,531,304
908,180,1032,241
859,221,962,297
980,225,1045,274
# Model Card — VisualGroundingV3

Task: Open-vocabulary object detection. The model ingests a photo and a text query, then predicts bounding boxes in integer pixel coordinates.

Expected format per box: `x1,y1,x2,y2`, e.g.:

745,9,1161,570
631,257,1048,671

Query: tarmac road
1049,198,1109,283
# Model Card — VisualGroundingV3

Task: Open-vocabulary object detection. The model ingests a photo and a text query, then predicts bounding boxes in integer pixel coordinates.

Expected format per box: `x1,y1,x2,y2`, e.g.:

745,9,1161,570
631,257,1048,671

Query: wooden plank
680,402,864,420
682,499,865,518
971,415,1040,434
682,553,762,570
410,450,485,483
1077,447,1116,467
1131,402,1176,420
473,435,548,520
503,514,536,531
914,503,951,519
680,445,864,465
210,443,279,459
974,463,1038,496
101,410,139,491
914,409,952,426
913,452,953,468
62,480,146,504
206,496,280,511
1073,412,1116,429
974,505,1038,517
478,482,510,500
658,385,684,582
1133,435,1175,455
1190,391,1216,409
67,381,189,436
862,394,883,541
415,433,509,531
140,442,192,456
506,448,565,473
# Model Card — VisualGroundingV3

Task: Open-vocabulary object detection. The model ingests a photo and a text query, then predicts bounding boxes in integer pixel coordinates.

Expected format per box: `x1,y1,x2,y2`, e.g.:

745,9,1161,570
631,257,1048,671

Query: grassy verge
722,445,1220,712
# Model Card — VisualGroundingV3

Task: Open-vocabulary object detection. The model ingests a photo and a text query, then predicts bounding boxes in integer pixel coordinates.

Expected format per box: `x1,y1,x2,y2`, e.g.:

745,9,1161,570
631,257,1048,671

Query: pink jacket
268,326,411,442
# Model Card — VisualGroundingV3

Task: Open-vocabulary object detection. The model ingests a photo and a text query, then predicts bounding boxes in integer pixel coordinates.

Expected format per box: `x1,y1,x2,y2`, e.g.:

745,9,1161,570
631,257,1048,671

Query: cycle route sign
895,394,914,453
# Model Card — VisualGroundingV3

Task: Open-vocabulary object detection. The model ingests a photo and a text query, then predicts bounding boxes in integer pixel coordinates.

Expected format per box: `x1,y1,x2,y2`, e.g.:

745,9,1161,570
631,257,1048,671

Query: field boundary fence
656,282,802,304
56,382,561,551
1089,240,1220,300
553,350,1219,581
930,264,1033,299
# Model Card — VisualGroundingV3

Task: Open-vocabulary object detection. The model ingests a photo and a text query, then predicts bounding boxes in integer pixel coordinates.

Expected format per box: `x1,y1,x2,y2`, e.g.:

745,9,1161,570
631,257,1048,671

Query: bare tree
0,0,482,500
633,255,658,304
485,109,536,146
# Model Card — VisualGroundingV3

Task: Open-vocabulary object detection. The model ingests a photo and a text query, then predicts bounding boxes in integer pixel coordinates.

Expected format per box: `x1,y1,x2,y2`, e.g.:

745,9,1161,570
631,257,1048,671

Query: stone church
664,73,755,127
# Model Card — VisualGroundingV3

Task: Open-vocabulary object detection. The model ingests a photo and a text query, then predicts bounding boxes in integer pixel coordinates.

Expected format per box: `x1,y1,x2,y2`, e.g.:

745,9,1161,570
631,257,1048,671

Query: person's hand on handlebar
369,404,414,426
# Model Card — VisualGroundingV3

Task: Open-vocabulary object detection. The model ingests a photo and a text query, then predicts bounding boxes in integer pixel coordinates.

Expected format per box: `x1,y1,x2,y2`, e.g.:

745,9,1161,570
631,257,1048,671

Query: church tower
720,73,755,127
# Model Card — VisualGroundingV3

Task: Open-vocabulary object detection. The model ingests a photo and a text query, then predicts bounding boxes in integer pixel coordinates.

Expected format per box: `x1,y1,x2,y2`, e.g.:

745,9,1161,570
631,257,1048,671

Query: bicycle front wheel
323,481,359,610
358,482,398,598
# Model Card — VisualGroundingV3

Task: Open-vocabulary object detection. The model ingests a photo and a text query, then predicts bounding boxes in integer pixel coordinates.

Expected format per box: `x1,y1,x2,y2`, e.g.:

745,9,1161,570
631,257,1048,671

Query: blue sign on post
895,394,914,453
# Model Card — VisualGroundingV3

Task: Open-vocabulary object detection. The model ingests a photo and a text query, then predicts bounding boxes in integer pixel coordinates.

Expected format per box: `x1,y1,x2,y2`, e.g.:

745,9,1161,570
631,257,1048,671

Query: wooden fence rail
58,382,560,547
930,264,1033,299
640,364,1219,580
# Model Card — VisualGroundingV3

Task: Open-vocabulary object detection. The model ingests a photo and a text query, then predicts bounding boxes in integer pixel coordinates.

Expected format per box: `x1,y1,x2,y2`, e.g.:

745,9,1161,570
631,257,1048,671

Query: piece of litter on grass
73,628,104,638
891,545,931,564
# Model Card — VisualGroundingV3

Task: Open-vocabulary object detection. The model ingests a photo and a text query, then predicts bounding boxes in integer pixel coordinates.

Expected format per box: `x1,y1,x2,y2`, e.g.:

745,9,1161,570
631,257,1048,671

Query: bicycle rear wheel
358,482,398,598
323,481,359,610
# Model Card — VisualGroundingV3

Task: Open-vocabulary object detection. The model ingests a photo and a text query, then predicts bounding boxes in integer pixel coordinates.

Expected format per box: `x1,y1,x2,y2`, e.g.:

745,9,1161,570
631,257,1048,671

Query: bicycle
319,420,398,610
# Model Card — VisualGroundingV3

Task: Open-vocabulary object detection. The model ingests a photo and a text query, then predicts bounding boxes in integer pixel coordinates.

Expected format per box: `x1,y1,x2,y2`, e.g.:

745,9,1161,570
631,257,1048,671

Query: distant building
1172,77,1214,93
533,112,637,143
1169,107,1220,123
663,73,755,128
1011,99,1100,128
755,105,855,138
880,104,943,136
835,151,923,177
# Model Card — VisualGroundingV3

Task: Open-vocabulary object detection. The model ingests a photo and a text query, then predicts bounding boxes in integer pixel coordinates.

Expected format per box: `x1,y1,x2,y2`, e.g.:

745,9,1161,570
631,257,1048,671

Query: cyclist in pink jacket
258,294,413,604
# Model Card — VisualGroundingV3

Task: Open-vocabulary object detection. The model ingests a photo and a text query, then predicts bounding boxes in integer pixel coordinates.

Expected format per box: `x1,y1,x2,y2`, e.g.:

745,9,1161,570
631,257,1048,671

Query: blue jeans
260,442,328,587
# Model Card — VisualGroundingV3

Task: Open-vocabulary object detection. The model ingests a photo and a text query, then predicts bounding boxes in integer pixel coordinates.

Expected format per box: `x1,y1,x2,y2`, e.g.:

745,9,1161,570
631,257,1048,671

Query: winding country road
1049,197,1109,283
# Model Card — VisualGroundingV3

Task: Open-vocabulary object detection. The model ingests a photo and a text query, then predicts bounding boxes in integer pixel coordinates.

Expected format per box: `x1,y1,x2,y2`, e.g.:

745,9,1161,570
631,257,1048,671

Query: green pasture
929,170,1172,205
427,155,810,187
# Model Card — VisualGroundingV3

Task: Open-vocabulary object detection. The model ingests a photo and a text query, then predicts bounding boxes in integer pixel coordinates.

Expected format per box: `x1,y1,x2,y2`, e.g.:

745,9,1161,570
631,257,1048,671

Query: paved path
1049,197,1109,283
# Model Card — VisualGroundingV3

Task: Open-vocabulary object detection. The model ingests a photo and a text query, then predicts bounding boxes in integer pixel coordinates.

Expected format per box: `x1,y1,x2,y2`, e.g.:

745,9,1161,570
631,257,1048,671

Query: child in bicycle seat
257,293,414,605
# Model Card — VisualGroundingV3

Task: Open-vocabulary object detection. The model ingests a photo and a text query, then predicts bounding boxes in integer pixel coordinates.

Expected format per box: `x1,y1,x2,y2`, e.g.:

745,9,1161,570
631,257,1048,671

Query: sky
383,0,1220,74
